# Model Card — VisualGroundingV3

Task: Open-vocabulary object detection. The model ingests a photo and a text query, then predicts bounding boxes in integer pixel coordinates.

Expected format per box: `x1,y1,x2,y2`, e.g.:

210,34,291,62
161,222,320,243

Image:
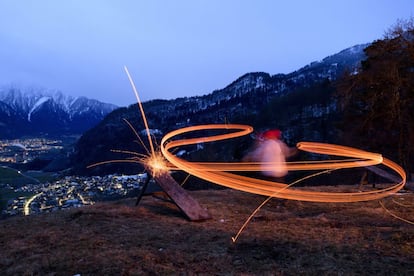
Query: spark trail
89,69,409,240
93,68,405,203
161,124,406,203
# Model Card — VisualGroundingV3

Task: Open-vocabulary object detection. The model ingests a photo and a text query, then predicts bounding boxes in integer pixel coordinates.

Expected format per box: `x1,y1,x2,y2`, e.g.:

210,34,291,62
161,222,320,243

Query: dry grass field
1,187,413,275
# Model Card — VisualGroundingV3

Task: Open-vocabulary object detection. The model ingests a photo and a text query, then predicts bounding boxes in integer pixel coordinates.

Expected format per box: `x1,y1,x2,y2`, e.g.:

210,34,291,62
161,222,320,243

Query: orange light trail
161,124,406,203
87,71,410,242
90,70,406,204
88,67,175,177
124,66,155,156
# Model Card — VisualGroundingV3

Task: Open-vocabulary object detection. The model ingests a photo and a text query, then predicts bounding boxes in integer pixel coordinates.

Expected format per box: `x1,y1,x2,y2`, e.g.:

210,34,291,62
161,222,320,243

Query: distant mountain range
0,88,117,138
71,43,369,176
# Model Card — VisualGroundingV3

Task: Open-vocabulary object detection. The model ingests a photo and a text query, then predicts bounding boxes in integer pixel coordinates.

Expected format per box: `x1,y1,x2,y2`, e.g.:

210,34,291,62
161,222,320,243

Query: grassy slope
0,188,413,275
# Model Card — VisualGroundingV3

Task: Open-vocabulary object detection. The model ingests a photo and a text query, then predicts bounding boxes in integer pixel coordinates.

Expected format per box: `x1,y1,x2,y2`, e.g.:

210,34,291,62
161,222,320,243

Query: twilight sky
0,1,413,106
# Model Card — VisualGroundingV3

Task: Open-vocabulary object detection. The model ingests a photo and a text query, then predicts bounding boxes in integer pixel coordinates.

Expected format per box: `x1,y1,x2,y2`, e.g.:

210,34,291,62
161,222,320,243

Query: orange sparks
124,66,156,156
142,151,170,177
88,67,171,176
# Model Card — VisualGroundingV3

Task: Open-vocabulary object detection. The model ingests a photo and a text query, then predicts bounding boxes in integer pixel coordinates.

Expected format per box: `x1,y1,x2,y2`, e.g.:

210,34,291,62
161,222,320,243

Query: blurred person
243,129,297,178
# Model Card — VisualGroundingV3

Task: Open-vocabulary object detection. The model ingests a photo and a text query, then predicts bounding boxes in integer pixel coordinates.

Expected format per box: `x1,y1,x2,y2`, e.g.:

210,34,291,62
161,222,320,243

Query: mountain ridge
71,43,369,176
0,87,117,138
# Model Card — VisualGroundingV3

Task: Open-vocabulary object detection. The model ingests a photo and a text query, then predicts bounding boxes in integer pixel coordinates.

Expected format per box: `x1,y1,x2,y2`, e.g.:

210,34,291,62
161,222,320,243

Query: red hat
262,129,281,140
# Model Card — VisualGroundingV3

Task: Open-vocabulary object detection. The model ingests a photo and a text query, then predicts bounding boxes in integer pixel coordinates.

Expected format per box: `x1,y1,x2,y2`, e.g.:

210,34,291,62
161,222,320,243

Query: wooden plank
135,175,151,206
151,171,212,221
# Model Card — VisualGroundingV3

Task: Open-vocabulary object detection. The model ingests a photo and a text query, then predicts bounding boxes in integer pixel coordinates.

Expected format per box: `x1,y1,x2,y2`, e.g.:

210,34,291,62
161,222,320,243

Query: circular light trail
161,124,406,203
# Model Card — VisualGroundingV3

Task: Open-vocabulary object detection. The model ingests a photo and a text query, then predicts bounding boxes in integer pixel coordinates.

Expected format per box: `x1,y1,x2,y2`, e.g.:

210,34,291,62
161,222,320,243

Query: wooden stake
144,167,211,221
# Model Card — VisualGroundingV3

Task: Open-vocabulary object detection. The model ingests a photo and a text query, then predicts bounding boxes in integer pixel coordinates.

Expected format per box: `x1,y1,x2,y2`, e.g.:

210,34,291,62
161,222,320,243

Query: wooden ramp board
152,172,212,221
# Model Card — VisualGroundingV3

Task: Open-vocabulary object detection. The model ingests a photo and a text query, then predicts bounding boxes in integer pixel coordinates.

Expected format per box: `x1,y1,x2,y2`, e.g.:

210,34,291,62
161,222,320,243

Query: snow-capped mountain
0,88,117,138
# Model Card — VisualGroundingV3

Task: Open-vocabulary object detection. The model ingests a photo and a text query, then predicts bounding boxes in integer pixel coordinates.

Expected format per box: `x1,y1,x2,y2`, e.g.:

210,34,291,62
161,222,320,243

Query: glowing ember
143,151,170,177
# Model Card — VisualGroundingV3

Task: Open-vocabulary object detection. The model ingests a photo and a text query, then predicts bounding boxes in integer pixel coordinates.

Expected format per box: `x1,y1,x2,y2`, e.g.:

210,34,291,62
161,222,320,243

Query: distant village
1,174,148,217
0,138,63,163
0,137,156,218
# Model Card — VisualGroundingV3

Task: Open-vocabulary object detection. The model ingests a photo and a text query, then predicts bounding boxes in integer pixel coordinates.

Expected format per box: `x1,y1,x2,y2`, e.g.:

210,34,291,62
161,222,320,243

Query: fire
143,151,170,177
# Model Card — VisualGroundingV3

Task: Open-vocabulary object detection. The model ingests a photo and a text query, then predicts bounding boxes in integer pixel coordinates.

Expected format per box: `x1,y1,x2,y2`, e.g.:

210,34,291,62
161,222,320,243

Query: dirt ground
0,187,413,275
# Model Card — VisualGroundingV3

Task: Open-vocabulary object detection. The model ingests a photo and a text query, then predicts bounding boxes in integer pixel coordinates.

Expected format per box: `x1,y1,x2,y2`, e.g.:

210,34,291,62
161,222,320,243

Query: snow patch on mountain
27,96,51,121
70,96,79,108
